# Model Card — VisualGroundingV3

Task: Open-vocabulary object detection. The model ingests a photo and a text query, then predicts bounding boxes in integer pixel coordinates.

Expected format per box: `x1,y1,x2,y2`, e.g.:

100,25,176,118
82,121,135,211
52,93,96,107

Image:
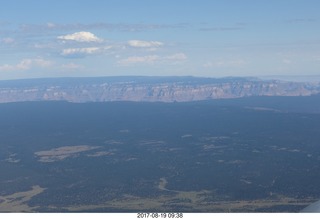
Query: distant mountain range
0,76,320,103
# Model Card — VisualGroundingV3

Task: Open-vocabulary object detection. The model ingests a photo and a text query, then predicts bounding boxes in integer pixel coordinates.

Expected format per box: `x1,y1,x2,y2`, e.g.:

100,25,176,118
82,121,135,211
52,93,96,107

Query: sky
0,0,320,80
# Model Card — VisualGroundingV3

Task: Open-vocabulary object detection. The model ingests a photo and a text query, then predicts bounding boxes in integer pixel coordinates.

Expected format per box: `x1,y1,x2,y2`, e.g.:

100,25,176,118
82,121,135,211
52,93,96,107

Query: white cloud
16,59,52,70
1,37,15,44
128,40,163,48
61,62,83,70
0,58,52,72
204,59,247,68
282,59,292,64
57,31,102,43
0,64,15,71
118,53,187,65
118,55,160,65
46,22,56,28
165,53,187,61
60,47,100,56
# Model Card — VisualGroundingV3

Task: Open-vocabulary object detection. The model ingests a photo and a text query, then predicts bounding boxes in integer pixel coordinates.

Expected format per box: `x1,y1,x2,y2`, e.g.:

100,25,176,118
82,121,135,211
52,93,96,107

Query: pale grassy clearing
34,145,101,162
87,151,114,157
0,185,45,212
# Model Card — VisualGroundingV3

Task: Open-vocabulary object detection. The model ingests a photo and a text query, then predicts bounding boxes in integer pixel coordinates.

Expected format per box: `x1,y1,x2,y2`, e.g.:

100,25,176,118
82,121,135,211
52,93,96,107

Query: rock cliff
0,76,319,103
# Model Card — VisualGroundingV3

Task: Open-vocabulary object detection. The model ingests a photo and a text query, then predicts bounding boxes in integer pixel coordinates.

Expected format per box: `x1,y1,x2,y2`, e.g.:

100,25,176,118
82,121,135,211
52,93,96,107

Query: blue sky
0,0,320,80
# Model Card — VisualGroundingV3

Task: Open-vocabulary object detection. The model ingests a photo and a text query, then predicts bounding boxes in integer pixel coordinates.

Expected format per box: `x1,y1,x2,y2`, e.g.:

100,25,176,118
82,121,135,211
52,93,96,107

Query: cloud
0,64,15,72
165,53,187,61
0,58,52,72
118,55,159,65
15,59,52,70
286,18,317,24
20,22,188,33
118,53,187,65
128,40,163,48
1,37,15,44
199,22,245,32
204,59,247,68
61,62,83,70
57,31,102,43
282,59,292,64
61,47,100,57
199,27,244,32
56,32,110,58
46,22,56,28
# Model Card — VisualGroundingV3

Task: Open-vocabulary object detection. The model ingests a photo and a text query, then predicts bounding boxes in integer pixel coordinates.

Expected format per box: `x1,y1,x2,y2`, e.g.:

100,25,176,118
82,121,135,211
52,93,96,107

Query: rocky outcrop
0,76,319,103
